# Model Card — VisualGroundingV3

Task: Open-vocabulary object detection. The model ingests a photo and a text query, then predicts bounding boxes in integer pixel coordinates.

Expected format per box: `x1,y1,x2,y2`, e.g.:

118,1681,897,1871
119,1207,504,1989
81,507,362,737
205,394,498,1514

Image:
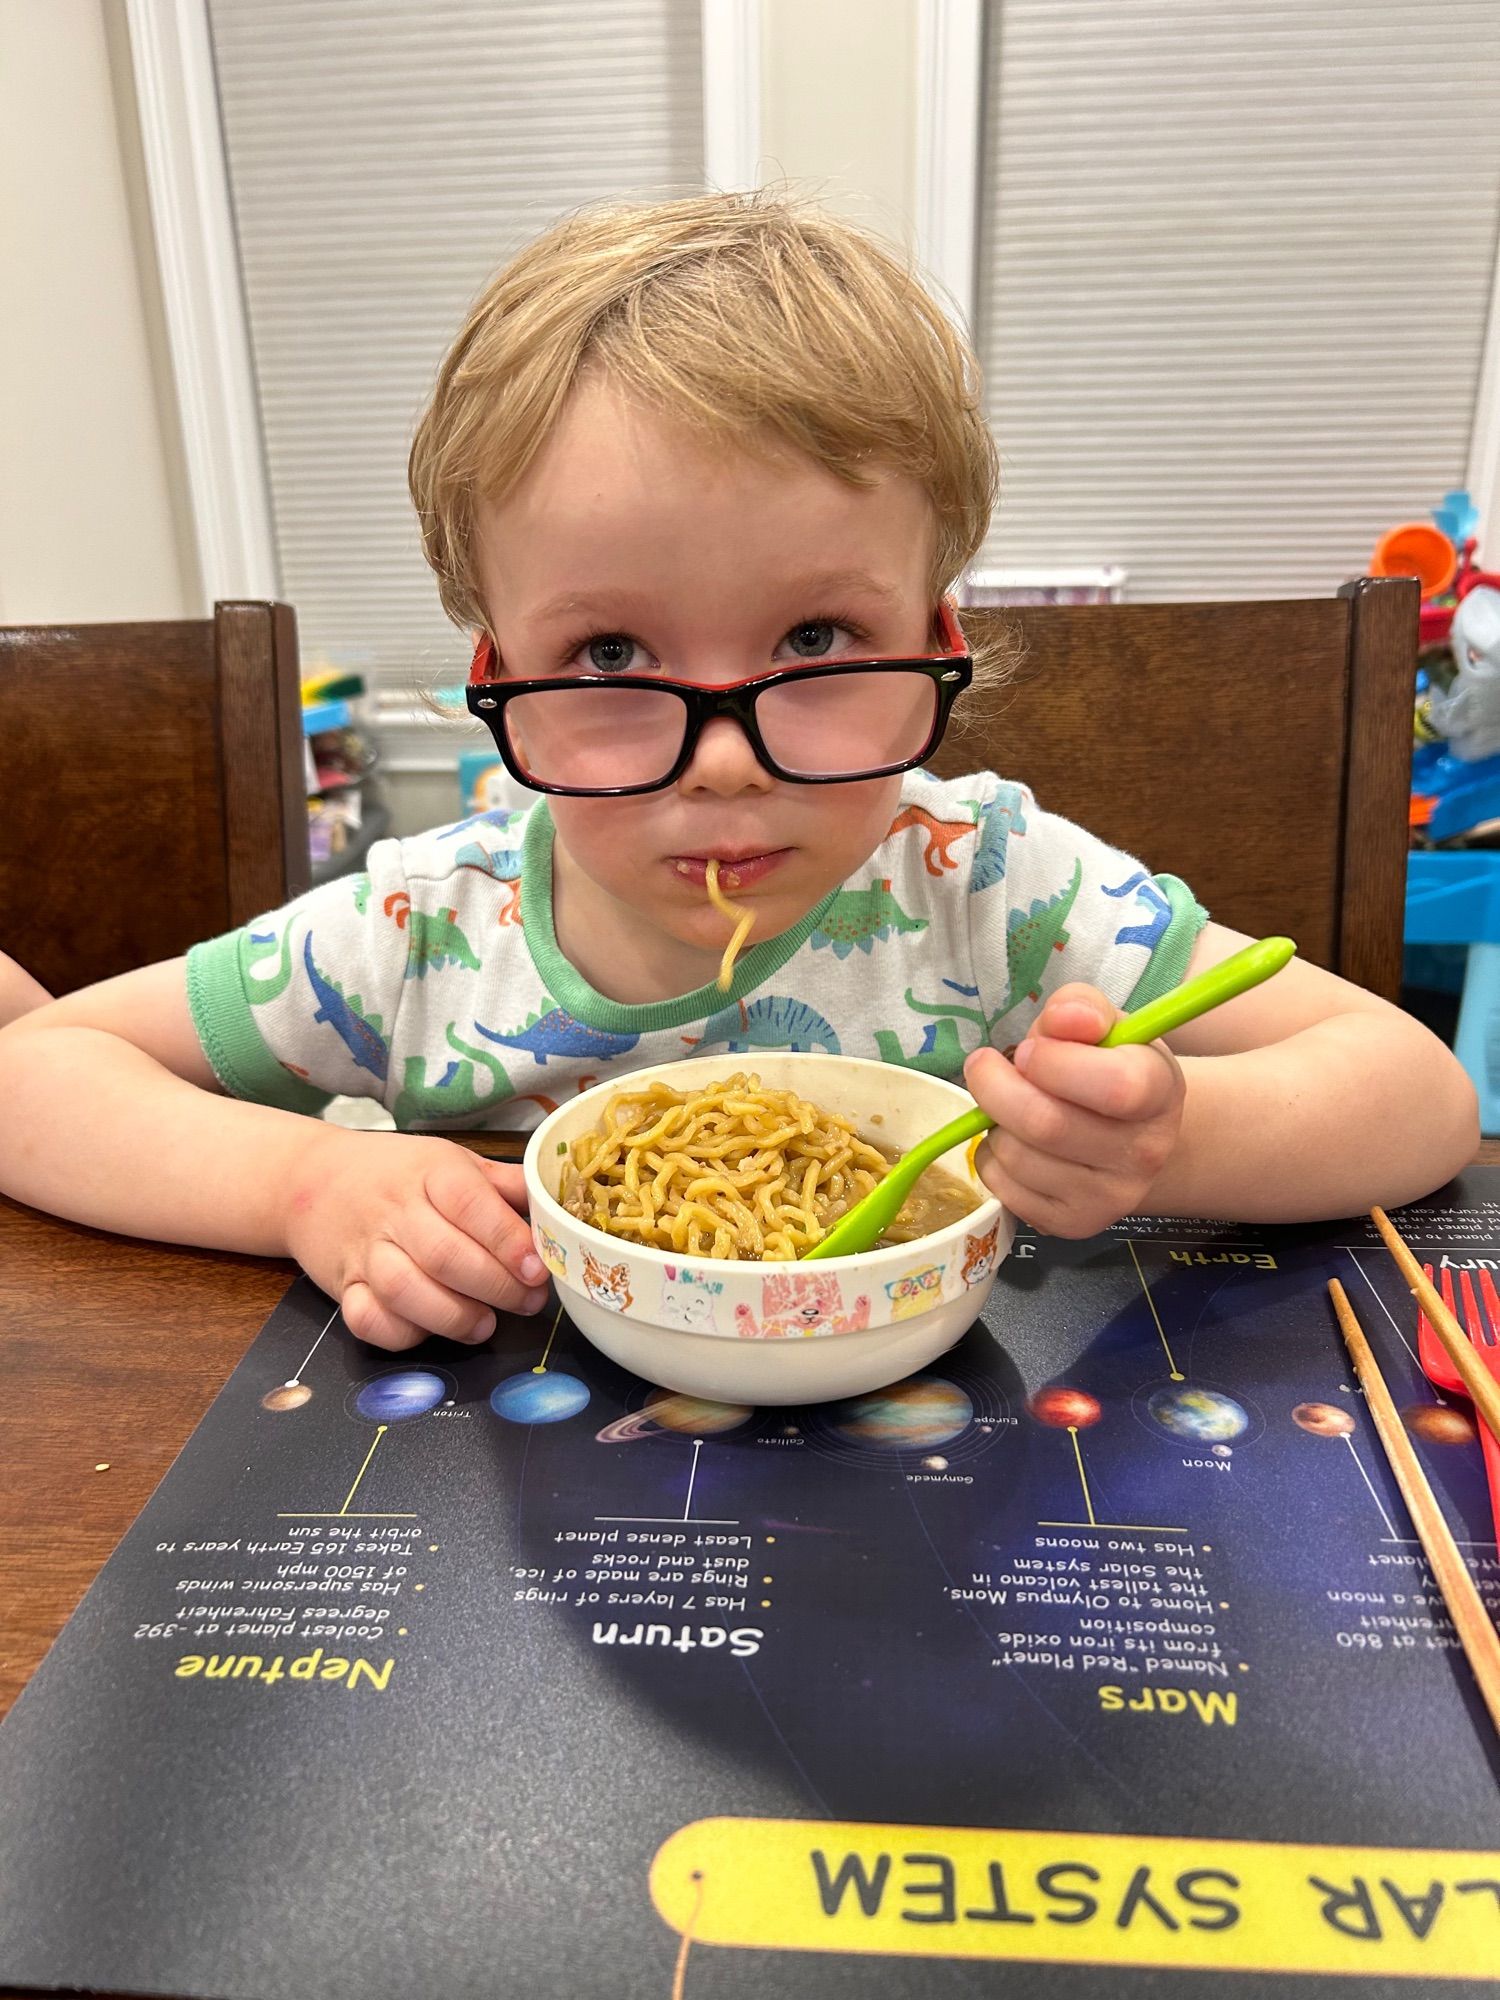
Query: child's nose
677,715,775,797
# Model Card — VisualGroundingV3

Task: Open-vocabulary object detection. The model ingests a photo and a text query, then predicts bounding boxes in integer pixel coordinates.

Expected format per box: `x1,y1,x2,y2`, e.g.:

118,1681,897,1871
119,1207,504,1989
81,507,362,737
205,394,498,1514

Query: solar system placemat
2,1180,1499,1999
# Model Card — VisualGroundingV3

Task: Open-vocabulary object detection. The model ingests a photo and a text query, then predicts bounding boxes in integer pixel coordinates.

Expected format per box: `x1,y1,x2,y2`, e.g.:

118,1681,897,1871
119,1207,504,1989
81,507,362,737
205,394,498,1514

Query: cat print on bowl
733,1271,872,1341
580,1249,633,1313
884,1263,946,1320
660,1264,725,1333
961,1221,1002,1286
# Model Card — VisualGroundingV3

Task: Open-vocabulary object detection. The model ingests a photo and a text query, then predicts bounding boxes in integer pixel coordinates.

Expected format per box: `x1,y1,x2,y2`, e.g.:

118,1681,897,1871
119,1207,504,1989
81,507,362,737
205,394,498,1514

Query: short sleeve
186,839,411,1113
967,784,1208,1047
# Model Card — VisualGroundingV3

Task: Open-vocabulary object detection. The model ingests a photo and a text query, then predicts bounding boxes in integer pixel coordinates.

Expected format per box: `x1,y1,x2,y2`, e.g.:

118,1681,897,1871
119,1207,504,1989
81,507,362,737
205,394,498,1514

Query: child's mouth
669,850,790,891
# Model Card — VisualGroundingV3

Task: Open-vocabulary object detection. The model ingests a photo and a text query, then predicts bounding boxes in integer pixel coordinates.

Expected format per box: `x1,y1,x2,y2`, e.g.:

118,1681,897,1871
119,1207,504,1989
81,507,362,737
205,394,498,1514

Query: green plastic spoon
804,934,1297,1260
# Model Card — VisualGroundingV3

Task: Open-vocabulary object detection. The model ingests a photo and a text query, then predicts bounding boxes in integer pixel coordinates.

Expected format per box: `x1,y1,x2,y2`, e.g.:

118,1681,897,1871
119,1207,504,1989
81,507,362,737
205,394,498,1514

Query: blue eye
586,635,638,674
785,621,836,660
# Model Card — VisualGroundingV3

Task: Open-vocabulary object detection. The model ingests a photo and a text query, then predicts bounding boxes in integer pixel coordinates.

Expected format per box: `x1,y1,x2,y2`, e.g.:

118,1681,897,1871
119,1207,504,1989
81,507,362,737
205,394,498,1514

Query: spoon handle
1099,934,1296,1048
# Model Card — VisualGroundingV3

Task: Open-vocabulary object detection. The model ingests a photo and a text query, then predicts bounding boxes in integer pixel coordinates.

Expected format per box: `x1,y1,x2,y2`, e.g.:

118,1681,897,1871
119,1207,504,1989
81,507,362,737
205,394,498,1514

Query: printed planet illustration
261,1383,312,1412
596,1390,753,1443
1403,1403,1480,1447
1147,1386,1249,1444
353,1371,448,1422
826,1377,972,1451
490,1372,590,1425
1292,1401,1356,1438
1027,1385,1103,1430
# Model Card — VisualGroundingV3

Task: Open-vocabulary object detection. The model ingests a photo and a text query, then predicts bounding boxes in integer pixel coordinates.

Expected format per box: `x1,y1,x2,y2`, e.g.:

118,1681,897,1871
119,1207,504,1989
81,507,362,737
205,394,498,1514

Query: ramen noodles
705,859,754,991
561,1071,980,1261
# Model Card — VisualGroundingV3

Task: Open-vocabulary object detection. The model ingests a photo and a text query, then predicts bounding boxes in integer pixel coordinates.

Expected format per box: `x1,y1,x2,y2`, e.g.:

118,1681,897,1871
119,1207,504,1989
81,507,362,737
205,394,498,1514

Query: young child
0,193,1477,1351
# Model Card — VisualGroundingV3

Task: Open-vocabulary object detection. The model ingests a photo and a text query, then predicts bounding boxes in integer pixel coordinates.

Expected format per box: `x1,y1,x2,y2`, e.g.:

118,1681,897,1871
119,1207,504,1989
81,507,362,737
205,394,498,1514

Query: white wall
0,0,199,624
759,0,916,246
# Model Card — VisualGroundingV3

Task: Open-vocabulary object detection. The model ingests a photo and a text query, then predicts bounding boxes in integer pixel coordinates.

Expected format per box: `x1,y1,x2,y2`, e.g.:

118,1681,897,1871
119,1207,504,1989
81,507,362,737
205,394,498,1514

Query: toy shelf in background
1386,492,1500,1133
301,668,389,884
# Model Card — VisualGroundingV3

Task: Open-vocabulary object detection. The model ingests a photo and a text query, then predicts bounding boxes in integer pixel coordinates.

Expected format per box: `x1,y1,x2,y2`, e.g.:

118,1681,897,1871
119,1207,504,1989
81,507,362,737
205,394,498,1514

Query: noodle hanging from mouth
561,1071,892,1260
705,858,754,992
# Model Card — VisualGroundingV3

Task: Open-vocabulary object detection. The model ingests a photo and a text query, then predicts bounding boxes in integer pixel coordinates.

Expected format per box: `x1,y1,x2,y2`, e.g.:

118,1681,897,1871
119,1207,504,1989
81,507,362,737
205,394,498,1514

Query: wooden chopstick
1370,1206,1500,1446
1328,1279,1500,1738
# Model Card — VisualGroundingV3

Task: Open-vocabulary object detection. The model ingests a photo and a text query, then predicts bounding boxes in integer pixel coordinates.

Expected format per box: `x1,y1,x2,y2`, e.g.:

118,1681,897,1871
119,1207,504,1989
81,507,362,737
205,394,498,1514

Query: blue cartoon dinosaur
436,807,526,842
450,838,525,882
688,996,841,1054
302,934,389,1081
474,999,640,1065
1104,869,1173,952
969,784,1029,895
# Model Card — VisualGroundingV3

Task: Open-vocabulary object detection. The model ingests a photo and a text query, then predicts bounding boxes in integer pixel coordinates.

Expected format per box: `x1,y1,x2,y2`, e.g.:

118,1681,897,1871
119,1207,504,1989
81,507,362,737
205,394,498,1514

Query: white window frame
125,0,277,609
914,0,983,333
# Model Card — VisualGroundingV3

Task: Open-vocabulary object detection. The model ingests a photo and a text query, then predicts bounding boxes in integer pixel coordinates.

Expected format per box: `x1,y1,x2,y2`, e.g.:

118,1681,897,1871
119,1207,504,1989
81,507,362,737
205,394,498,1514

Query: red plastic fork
1416,1262,1500,1549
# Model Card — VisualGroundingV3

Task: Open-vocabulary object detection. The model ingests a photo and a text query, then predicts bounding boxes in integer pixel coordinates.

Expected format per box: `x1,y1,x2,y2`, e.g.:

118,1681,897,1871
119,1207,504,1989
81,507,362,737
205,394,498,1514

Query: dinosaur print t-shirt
185,771,1208,1130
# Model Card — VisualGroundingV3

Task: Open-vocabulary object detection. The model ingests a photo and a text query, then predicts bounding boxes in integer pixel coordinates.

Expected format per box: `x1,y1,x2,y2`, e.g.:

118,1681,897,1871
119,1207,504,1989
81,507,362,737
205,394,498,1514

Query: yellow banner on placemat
651,1818,1500,1979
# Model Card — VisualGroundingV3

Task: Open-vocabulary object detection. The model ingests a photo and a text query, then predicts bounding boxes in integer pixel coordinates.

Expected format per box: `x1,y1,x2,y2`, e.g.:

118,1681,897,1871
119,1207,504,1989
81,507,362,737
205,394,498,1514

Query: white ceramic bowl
523,1053,1009,1403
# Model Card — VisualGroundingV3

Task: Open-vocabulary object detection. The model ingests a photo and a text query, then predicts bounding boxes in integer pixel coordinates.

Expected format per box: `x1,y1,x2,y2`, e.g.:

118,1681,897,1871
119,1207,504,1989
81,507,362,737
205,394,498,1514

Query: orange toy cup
1373,521,1458,600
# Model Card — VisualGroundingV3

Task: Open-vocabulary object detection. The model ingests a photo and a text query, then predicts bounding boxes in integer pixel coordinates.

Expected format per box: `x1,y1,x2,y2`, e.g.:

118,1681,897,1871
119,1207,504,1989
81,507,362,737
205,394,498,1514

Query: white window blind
207,0,704,697
973,0,1500,599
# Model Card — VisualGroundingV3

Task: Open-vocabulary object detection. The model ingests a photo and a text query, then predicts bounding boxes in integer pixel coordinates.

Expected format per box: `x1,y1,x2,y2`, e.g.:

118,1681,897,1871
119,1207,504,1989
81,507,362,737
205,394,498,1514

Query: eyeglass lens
502,670,939,790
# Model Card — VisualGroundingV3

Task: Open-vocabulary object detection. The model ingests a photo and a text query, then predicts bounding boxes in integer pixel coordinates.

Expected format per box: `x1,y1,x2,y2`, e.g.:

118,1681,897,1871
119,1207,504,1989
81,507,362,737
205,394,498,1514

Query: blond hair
409,191,998,649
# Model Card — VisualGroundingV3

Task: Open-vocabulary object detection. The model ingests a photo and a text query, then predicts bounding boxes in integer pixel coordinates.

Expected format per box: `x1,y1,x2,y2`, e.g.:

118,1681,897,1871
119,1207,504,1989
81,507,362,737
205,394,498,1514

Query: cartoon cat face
660,1263,723,1332
962,1222,1000,1286
884,1264,945,1320
761,1271,843,1333
581,1249,633,1313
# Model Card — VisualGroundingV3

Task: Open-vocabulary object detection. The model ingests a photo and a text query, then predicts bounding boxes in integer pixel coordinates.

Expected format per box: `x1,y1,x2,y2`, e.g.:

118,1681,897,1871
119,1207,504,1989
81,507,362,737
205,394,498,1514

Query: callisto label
649,1819,1500,1977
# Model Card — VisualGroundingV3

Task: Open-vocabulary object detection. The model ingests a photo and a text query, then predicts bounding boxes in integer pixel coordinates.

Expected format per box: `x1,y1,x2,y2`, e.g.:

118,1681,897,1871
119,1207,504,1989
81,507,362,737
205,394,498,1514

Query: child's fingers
972,1140,1103,1240
340,1278,427,1352
1013,1034,1180,1122
423,1152,547,1290
476,1158,530,1211
1031,982,1119,1045
396,1204,550,1319
364,1238,499,1344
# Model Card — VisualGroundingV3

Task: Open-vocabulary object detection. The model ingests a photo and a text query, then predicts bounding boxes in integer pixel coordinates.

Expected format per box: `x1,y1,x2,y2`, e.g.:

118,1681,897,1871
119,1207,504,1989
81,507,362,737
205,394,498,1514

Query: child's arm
964,920,1479,1235
0,961,551,1345
0,950,51,1027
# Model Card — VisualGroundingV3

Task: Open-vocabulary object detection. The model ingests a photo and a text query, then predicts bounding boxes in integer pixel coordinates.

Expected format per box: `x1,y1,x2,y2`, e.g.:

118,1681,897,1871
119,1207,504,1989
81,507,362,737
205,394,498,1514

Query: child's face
474,376,937,996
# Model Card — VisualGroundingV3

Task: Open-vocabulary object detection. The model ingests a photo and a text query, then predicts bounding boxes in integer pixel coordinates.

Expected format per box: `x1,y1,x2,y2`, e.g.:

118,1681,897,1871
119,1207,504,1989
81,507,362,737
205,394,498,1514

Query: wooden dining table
3,1134,1499,2000
0,1131,524,1727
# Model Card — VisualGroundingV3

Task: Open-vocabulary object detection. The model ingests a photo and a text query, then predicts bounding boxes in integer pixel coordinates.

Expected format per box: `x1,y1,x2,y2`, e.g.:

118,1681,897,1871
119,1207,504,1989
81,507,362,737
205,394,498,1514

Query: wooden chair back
936,578,1417,1000
0,601,309,997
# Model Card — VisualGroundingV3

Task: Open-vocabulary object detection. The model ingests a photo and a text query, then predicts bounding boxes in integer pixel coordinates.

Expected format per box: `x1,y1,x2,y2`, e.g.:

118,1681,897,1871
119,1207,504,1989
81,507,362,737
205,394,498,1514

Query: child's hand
963,983,1186,1238
282,1128,551,1349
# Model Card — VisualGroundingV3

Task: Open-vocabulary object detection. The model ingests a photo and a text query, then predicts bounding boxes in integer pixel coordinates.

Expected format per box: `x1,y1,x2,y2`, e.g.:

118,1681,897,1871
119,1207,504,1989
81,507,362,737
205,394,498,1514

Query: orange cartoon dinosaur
887,804,979,876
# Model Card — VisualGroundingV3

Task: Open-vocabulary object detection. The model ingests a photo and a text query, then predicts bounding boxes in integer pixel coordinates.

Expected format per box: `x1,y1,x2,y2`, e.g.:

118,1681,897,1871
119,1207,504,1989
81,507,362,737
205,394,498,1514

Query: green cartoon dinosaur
872,1015,969,1077
1000,858,1083,1014
899,858,1085,1043
393,1022,515,1129
402,905,481,980
245,922,298,1004
810,879,928,960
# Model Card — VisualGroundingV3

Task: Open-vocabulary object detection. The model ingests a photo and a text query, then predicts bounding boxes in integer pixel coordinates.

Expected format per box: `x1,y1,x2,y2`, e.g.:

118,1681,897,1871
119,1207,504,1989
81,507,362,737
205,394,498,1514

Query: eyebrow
529,570,901,625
